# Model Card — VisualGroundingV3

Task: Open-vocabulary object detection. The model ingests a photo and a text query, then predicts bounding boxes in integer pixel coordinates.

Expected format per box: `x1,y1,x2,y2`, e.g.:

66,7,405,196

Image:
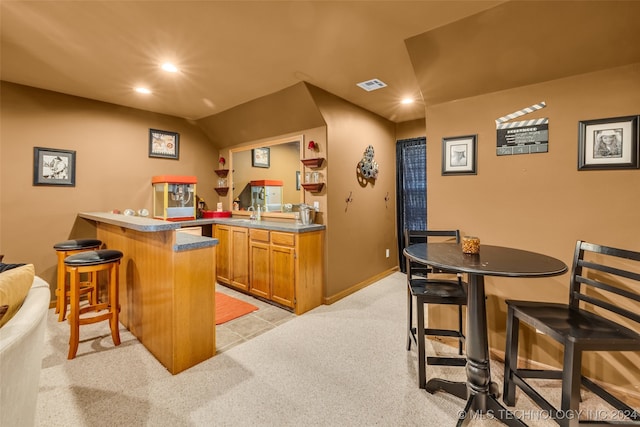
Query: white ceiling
0,1,504,123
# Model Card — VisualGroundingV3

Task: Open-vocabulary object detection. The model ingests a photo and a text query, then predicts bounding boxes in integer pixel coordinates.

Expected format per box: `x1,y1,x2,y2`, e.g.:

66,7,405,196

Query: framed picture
252,147,270,168
33,147,76,186
578,115,639,170
149,128,179,159
442,135,477,175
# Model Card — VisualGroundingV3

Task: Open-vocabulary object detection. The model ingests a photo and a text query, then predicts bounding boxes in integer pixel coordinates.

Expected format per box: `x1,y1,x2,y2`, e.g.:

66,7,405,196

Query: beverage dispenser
152,175,197,221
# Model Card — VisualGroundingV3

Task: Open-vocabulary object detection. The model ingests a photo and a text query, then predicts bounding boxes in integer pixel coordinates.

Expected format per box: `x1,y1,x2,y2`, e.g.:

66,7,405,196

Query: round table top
404,242,568,278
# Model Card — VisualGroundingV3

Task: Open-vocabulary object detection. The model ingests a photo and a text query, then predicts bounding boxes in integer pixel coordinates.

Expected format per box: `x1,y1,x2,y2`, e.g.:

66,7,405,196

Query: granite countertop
79,212,179,232
79,212,326,234
173,232,217,252
78,212,218,252
181,217,326,233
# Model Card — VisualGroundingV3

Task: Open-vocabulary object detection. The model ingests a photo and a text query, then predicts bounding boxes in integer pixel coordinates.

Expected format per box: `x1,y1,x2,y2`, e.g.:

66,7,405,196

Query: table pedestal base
426,379,527,427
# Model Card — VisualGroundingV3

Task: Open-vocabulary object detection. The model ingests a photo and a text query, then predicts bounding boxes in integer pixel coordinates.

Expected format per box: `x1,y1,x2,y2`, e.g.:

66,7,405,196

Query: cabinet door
230,227,249,291
271,244,295,308
249,241,270,298
214,225,231,285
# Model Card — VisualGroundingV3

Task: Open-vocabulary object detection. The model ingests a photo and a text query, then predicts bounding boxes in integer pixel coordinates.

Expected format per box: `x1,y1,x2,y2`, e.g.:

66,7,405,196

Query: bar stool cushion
64,250,123,266
53,239,102,251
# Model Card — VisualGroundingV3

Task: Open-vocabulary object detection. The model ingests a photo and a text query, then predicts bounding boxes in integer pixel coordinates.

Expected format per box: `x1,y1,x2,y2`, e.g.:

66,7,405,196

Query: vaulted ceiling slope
1,1,504,123
406,1,640,107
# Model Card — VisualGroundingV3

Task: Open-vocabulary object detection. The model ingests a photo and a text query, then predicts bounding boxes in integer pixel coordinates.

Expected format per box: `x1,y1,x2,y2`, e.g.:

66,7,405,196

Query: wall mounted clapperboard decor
33,147,76,186
149,128,180,159
495,101,549,156
578,115,639,170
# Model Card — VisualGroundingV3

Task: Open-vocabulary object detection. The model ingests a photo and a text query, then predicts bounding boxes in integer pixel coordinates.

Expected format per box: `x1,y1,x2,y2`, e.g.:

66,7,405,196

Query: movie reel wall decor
357,144,379,181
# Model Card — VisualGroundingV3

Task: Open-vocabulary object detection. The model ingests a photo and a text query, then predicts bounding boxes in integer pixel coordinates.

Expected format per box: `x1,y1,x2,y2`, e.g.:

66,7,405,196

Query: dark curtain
396,137,427,272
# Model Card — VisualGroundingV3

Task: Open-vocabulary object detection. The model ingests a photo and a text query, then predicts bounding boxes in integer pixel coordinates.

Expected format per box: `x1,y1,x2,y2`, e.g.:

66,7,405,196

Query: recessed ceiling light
135,87,152,94
161,63,179,73
357,79,387,92
401,98,414,104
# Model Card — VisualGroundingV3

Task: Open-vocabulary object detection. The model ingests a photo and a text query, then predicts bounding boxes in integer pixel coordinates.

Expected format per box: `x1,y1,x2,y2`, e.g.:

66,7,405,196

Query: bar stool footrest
76,311,112,325
78,303,110,316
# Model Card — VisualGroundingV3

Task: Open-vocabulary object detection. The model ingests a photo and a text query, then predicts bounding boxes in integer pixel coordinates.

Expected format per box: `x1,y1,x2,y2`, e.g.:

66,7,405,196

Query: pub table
404,242,567,427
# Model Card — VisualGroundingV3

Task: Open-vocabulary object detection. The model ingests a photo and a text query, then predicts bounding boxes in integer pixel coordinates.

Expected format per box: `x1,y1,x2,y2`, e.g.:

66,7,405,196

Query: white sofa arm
0,276,50,427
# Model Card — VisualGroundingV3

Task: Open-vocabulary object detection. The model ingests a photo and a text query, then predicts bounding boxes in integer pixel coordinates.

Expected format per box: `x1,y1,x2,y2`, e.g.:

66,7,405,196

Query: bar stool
64,249,122,360
53,239,102,322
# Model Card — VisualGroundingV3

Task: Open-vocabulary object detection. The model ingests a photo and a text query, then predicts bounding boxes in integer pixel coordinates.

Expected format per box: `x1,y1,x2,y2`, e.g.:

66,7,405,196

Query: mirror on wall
230,136,303,215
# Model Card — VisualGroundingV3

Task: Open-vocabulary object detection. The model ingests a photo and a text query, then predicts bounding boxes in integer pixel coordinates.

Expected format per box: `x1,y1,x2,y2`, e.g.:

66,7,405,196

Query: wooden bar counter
79,212,218,374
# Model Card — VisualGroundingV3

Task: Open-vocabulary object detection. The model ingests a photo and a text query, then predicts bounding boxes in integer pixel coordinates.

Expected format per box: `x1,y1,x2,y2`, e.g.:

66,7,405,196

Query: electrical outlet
313,201,320,211
385,249,390,258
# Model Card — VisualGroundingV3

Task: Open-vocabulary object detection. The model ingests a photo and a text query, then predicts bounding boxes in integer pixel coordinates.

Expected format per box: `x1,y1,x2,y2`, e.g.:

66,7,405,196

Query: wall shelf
214,187,229,196
301,183,324,193
214,169,229,177
300,158,324,168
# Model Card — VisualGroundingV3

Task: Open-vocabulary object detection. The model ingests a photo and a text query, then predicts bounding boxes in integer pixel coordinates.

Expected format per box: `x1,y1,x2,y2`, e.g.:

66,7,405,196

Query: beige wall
307,84,398,299
0,82,219,295
395,119,425,141
197,82,325,148
426,63,640,393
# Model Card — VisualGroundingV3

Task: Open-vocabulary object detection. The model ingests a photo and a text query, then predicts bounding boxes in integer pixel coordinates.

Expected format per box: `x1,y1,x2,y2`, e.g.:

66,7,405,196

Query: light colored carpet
35,273,615,426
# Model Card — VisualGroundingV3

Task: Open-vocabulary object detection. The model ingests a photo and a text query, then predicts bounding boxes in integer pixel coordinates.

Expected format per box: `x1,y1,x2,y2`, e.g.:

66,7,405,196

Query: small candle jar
462,236,480,254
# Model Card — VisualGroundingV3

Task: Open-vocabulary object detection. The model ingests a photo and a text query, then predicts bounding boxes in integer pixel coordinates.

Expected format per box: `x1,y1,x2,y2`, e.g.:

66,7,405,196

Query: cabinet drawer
250,229,270,242
271,232,295,246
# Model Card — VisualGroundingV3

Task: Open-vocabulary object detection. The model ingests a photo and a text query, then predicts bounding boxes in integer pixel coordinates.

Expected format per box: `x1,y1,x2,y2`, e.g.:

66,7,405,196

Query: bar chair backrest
404,229,461,276
569,241,640,328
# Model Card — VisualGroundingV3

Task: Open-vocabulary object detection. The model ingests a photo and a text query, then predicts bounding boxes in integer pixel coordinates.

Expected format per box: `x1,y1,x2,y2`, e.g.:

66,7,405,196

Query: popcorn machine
250,180,283,212
152,175,197,221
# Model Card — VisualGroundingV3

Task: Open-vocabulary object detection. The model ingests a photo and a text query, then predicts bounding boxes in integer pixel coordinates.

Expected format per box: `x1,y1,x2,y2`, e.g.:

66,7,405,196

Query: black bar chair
503,240,640,427
404,229,467,389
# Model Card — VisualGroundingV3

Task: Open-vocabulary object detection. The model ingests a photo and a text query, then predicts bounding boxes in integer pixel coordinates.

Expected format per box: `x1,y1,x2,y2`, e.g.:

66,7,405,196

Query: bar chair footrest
409,327,465,342
427,356,466,366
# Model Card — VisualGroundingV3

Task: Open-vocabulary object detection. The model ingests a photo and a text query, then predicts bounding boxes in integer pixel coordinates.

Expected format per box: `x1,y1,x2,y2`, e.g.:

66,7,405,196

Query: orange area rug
215,292,259,325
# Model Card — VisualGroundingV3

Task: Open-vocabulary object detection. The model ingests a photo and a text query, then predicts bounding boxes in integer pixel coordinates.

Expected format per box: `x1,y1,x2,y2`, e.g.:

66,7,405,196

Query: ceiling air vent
357,79,387,92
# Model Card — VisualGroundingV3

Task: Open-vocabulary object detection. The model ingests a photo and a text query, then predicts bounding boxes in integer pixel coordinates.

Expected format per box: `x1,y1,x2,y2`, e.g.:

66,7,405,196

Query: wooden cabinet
270,232,296,308
249,229,270,299
215,224,249,291
217,224,324,314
